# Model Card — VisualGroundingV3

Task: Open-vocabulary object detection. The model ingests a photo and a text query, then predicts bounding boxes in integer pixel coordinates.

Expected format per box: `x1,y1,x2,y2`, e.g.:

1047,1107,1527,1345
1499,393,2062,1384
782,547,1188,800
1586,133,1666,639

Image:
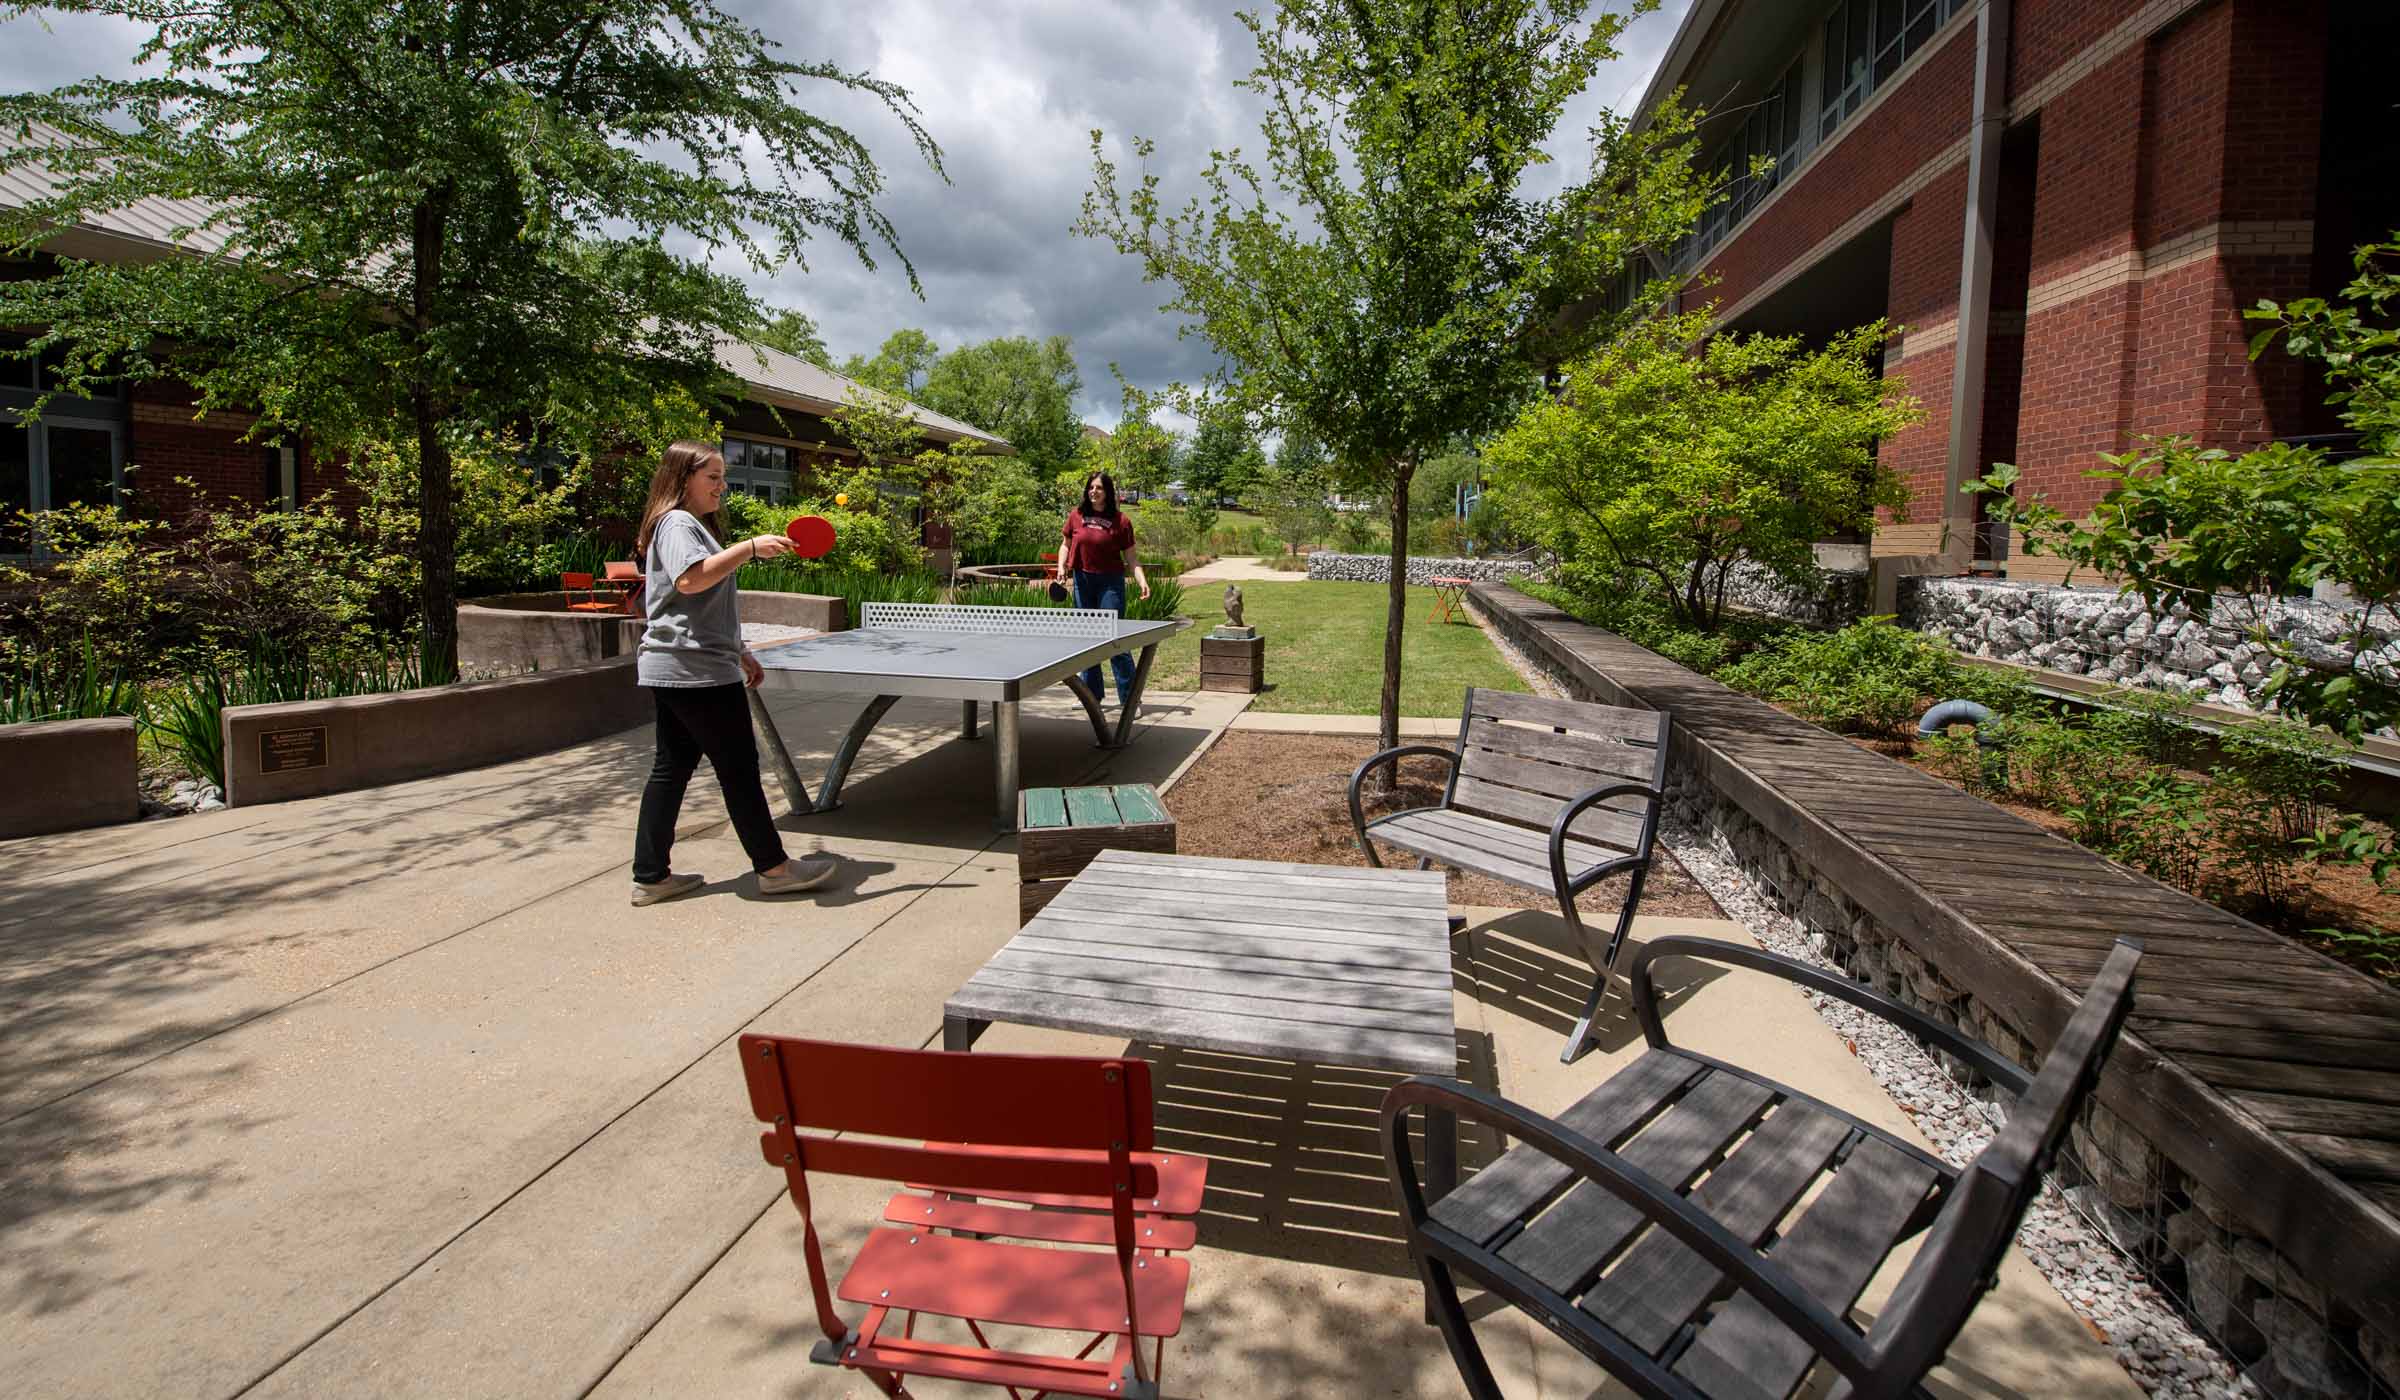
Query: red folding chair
740,1036,1207,1399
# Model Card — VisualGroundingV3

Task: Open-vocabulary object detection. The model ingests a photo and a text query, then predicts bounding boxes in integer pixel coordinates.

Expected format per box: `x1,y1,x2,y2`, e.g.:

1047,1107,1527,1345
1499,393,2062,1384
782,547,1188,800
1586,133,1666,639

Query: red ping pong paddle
785,514,837,559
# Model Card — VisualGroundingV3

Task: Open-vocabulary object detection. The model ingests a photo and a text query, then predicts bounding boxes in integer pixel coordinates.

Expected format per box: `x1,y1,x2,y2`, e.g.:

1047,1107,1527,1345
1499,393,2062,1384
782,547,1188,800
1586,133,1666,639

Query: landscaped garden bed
1520,582,2399,984
1149,578,1530,714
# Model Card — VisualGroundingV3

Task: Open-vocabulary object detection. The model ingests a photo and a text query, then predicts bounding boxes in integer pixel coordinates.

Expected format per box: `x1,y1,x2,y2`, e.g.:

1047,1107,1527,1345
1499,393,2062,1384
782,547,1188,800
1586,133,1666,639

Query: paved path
0,683,2134,1398
1179,555,1303,582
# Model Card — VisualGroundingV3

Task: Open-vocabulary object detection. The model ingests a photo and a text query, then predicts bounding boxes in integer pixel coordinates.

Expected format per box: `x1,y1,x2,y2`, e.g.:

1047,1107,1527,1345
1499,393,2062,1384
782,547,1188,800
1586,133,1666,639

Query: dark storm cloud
0,0,1690,427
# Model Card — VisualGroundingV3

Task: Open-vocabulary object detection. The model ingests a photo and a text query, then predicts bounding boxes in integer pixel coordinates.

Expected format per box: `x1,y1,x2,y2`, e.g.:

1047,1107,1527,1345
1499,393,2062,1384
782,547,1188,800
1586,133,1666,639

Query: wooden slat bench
1351,687,1671,1062
1384,935,2142,1400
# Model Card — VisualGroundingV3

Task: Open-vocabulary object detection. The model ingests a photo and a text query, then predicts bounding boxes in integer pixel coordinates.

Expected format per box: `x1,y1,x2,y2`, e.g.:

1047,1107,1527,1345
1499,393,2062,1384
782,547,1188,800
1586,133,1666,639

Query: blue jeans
1073,569,1136,702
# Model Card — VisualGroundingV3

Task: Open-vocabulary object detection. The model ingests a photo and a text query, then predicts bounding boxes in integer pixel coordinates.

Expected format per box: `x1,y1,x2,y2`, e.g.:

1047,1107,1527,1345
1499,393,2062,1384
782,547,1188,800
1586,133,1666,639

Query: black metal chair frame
1382,934,2142,1400
1348,688,1669,1063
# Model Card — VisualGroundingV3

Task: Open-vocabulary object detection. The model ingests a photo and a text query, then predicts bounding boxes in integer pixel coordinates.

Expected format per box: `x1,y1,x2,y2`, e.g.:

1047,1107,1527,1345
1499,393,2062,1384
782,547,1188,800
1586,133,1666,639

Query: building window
722,436,793,502
1819,0,1968,145
262,444,297,510
0,418,126,557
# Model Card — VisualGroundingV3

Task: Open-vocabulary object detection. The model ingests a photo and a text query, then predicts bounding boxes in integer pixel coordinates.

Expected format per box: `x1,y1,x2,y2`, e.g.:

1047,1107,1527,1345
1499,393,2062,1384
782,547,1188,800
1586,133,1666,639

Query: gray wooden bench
1349,687,1670,1062
1383,934,2142,1400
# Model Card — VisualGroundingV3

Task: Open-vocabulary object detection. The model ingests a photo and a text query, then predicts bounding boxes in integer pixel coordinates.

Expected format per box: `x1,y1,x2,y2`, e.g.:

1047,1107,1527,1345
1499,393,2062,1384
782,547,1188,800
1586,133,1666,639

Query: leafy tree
1078,0,1716,751
0,0,938,679
1257,444,1334,557
918,334,1085,483
1181,405,1267,513
1094,411,1176,499
839,327,941,397
756,309,833,368
1485,310,1919,632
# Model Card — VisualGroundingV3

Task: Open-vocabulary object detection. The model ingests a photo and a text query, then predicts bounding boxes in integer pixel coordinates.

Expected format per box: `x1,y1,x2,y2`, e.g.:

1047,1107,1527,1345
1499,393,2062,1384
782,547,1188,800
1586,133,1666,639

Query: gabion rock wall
1304,552,1548,584
1900,576,2400,736
1721,563,1869,629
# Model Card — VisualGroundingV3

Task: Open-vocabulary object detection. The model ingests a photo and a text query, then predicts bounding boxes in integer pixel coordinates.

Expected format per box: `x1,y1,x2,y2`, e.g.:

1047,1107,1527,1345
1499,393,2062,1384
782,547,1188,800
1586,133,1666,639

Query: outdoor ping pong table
743,602,1187,831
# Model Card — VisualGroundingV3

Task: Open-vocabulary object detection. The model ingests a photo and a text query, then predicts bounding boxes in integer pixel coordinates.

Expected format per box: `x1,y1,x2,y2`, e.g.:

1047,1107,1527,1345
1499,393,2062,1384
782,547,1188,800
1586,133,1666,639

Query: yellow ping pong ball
834,493,849,507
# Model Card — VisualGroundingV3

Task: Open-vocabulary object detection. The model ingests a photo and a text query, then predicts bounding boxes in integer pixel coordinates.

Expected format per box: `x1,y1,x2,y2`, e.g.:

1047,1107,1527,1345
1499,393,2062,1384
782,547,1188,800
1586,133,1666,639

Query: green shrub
146,639,425,788
1718,616,1961,737
2208,719,2349,914
0,635,145,724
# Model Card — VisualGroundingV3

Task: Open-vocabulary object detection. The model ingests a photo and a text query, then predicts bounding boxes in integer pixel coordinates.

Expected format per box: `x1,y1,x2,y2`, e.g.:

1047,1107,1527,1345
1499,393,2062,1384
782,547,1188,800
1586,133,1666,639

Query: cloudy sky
0,0,1691,428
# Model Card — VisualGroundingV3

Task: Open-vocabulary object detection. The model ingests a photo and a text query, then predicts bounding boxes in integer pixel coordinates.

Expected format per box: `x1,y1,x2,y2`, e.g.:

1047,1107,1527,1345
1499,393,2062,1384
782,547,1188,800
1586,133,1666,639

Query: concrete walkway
0,682,2135,1398
1179,555,1302,582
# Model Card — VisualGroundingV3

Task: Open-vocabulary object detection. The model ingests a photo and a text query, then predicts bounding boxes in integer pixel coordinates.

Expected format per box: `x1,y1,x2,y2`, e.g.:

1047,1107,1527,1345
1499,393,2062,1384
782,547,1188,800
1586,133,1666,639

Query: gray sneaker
631,872,706,907
758,857,837,896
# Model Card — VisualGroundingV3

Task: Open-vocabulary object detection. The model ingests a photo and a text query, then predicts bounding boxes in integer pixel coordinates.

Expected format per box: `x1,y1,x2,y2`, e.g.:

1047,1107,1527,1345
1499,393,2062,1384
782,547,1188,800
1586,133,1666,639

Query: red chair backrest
741,1036,1160,1200
560,571,595,590
603,560,639,582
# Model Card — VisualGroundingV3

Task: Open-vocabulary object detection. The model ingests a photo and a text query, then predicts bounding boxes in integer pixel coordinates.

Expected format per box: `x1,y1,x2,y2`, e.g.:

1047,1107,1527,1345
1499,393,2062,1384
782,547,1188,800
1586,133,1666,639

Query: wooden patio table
944,848,1464,1203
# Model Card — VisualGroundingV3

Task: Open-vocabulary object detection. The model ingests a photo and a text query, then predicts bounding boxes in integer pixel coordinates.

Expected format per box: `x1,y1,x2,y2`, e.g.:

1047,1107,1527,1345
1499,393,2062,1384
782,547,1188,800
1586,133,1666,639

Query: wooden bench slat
1460,746,1663,818
1063,786,1123,827
1498,1071,1774,1294
1430,1050,1701,1246
1021,912,1453,969
1451,776,1648,851
1088,848,1447,885
1372,808,1631,886
1672,1137,1939,1400
981,946,1456,1017
1020,787,1069,829
1464,713,1663,785
1043,882,1449,936
1006,928,1452,983
1062,862,1449,910
1583,1104,1855,1354
966,965,1456,1037
1471,687,1663,742
1112,784,1170,825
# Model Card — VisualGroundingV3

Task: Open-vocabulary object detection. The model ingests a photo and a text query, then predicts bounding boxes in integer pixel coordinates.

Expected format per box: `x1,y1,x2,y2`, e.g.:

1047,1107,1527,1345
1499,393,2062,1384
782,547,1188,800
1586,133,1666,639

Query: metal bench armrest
1548,782,1663,895
1384,1075,1879,1389
1628,936,2034,1096
1348,743,1462,865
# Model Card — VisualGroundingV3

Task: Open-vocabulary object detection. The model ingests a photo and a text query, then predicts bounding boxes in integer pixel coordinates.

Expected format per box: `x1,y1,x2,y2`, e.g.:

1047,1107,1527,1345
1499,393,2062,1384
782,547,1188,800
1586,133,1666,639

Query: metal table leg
747,687,811,814
812,694,900,813
994,699,1020,831
962,699,980,740
1108,643,1161,748
943,1014,988,1052
1062,673,1109,744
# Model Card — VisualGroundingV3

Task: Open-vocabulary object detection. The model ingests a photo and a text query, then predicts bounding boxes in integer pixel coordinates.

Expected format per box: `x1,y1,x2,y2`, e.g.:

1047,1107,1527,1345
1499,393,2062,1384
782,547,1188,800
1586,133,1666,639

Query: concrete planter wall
457,590,844,675
1305,552,1548,585
0,716,140,838
222,655,650,807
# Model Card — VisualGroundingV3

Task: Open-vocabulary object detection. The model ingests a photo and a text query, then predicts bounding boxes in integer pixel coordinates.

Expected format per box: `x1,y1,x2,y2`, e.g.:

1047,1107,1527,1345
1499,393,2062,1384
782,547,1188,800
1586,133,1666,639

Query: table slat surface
948,849,1457,1076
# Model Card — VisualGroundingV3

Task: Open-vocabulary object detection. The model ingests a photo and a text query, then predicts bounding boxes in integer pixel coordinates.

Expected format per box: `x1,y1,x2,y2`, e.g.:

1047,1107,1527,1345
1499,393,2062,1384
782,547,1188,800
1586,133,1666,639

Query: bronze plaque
259,726,330,774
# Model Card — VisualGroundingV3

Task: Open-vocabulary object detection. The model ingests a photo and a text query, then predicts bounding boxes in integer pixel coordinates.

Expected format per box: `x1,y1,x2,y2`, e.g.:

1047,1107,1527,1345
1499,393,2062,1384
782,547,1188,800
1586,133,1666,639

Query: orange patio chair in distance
739,1035,1206,1399
559,571,616,613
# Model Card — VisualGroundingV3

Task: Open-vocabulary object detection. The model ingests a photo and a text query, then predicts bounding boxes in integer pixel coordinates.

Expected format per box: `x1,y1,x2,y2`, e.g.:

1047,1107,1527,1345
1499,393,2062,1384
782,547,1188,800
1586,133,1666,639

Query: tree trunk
410,191,458,683
1380,457,1415,759
415,390,457,683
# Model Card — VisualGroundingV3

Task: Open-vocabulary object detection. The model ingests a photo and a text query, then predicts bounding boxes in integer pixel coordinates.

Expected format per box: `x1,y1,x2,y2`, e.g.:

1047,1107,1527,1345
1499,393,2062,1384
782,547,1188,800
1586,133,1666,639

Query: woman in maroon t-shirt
1054,470,1152,707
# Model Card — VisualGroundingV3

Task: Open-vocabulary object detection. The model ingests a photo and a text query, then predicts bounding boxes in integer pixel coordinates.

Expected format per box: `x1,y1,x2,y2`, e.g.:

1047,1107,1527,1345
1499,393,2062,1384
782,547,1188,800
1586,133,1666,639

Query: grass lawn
1150,579,1528,714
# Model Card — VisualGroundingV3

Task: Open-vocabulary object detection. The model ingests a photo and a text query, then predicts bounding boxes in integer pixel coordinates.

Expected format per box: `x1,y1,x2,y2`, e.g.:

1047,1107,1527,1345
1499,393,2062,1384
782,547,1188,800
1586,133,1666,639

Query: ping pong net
860,602,1121,641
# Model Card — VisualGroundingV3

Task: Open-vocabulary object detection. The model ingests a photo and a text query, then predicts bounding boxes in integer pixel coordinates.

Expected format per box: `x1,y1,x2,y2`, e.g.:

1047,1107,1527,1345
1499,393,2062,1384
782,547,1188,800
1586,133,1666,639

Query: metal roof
0,121,1008,450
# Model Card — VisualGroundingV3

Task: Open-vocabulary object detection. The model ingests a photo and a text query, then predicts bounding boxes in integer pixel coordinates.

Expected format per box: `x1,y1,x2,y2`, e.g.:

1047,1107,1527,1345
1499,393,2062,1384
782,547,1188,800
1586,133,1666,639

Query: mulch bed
1166,730,1726,920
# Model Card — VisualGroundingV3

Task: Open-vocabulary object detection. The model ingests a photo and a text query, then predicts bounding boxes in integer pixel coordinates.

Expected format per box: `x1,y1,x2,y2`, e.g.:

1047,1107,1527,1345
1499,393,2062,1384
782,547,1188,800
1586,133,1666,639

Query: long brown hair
635,440,725,558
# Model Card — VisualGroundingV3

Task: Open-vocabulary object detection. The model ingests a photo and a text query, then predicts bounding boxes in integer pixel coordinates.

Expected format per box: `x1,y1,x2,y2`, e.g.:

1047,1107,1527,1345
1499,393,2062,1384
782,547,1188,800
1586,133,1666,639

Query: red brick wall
1883,165,1970,519
1694,23,1977,317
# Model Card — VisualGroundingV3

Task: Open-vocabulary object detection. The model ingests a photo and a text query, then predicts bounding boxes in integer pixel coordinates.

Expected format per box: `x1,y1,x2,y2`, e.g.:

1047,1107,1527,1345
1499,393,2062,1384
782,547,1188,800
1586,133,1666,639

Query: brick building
1626,0,2394,582
0,145,1005,562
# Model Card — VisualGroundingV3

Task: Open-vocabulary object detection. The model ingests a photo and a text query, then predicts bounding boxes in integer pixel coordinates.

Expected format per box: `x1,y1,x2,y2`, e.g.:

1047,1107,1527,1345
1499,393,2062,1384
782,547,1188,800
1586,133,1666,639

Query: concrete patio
0,679,2137,1398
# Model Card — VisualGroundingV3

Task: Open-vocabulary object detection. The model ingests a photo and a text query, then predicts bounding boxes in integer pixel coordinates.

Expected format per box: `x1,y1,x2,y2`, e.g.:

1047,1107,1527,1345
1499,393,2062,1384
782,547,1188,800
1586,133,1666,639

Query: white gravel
1468,590,2254,1399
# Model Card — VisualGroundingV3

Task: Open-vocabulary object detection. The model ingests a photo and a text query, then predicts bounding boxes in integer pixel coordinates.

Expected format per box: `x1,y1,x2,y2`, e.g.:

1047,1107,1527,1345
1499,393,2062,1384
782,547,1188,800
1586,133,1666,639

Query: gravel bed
1467,589,2253,1398
742,622,818,645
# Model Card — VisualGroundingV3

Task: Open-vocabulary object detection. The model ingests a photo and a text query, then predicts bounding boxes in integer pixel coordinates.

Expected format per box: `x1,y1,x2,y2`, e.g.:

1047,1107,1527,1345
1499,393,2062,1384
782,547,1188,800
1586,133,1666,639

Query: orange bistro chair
559,571,616,613
739,1036,1207,1398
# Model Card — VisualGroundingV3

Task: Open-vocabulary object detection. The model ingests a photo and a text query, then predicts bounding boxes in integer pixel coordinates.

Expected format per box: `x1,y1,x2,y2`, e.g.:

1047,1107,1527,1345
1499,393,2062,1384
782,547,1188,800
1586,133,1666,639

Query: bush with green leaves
0,634,144,725
2206,719,2350,915
1717,616,1962,737
147,639,425,789
1486,310,1920,633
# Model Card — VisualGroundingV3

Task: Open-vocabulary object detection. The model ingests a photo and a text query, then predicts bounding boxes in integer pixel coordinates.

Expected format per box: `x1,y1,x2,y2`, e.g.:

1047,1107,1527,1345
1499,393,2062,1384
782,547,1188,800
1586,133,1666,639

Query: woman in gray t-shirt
627,441,834,906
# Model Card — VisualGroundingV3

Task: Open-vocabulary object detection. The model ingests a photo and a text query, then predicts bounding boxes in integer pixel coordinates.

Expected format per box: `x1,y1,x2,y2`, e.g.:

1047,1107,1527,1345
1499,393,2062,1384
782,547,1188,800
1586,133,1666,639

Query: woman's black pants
632,682,791,883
